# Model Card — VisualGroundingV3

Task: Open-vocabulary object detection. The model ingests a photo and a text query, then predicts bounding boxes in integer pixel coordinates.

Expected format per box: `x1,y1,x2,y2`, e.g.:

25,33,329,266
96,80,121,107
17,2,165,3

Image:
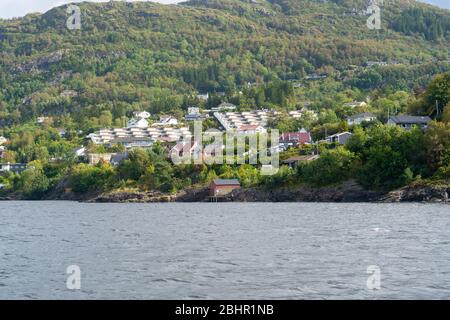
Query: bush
69,163,115,193
298,147,357,187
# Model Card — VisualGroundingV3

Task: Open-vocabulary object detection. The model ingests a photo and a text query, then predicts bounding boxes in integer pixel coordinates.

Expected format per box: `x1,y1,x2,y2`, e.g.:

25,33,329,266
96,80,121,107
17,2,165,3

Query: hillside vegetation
0,0,449,200
0,0,449,126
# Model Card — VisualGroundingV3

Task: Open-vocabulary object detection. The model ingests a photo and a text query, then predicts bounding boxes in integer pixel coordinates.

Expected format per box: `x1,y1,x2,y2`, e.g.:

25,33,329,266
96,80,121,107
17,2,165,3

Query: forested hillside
0,0,449,127
0,0,449,200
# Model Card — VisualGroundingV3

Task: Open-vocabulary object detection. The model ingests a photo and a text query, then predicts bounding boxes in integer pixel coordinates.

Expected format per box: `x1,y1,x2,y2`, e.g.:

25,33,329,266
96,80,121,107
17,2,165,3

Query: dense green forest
0,0,449,126
0,0,449,199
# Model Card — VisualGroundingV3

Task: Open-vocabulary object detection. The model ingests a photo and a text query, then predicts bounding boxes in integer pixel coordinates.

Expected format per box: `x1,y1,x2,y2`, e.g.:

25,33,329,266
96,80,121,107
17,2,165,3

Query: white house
347,112,377,125
127,111,151,128
237,124,267,135
170,141,200,163
127,117,149,129
74,146,86,157
197,93,209,101
0,136,7,146
326,132,353,144
0,163,28,173
156,116,178,126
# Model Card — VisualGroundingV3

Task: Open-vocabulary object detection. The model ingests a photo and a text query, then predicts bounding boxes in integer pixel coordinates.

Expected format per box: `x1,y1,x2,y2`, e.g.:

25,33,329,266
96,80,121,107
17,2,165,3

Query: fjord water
0,201,449,299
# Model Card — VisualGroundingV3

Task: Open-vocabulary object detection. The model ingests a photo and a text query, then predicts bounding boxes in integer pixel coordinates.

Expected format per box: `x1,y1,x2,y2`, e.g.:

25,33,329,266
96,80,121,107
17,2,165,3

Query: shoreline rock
380,184,449,203
2,181,448,203
83,181,449,203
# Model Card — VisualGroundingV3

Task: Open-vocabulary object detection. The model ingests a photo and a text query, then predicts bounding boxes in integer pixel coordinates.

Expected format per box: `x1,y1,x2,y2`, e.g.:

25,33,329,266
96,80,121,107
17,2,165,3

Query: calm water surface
0,201,449,299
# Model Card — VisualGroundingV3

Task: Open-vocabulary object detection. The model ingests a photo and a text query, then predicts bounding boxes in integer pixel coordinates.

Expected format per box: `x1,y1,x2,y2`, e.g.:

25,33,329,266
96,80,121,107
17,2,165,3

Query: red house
209,179,241,197
279,129,311,148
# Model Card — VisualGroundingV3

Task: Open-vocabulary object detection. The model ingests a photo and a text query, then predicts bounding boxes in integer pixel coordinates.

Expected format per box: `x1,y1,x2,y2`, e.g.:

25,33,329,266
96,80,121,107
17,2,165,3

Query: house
127,117,149,129
185,108,209,121
282,154,320,168
0,163,28,174
197,93,209,101
110,152,129,167
107,137,154,149
87,152,130,166
279,129,312,149
87,126,191,145
154,116,178,126
211,102,237,112
343,101,368,108
347,112,377,126
170,141,200,163
0,136,7,145
209,179,241,197
327,132,353,144
237,124,267,135
387,115,432,130
126,111,151,129
203,143,225,159
74,146,86,157
87,153,115,165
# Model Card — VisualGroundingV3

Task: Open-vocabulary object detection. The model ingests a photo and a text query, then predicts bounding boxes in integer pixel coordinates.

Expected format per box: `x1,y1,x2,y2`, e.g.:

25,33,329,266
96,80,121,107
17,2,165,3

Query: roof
172,141,198,153
212,179,240,186
328,131,352,138
238,124,263,131
280,131,311,144
389,115,432,124
110,137,154,143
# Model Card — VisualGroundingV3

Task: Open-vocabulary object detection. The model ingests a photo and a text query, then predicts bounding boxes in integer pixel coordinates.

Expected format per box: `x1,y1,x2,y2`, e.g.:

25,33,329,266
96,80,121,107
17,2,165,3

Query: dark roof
389,116,431,124
212,179,240,186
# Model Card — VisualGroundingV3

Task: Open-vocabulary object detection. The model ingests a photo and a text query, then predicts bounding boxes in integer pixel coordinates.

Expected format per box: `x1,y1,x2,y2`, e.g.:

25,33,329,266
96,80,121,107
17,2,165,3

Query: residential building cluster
88,112,191,148
0,99,435,177
213,110,278,132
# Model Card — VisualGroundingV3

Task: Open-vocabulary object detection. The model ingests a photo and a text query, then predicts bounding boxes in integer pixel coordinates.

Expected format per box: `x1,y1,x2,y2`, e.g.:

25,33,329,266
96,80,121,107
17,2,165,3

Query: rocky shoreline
84,181,449,203
1,181,448,203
